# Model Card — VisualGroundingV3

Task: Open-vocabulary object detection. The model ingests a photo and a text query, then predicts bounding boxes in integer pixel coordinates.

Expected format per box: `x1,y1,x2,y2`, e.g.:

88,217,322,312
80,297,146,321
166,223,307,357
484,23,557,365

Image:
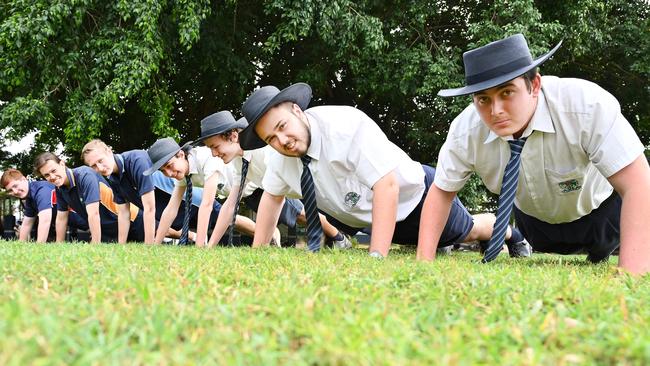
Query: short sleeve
261,154,294,196
77,169,101,204
128,151,155,195
434,134,475,192
33,183,56,213
581,89,645,178
347,110,402,188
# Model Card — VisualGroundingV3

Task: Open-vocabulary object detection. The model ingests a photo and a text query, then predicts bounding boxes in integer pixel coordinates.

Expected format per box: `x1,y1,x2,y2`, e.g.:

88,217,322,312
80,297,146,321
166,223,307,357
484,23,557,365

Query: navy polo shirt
108,150,155,209
23,180,57,218
56,166,120,226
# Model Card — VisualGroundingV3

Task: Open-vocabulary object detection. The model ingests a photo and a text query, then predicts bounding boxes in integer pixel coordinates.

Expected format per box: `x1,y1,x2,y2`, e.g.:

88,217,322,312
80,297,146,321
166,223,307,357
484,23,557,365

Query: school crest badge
558,179,581,193
344,192,360,209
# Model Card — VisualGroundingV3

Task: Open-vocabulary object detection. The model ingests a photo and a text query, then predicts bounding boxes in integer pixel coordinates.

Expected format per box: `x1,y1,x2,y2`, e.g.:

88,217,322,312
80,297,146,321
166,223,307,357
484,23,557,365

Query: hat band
465,56,532,86
200,126,229,138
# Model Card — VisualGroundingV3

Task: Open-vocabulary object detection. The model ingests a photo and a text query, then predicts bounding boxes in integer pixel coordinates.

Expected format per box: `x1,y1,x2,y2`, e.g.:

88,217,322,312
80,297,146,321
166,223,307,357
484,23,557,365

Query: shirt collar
114,153,125,178
242,150,252,162
305,110,322,161
187,148,199,176
483,90,556,144
65,168,76,188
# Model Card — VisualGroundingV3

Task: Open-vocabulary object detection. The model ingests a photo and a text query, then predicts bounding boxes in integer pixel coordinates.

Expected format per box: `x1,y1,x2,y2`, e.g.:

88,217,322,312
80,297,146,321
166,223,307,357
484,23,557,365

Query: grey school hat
239,83,312,150
438,33,562,97
143,137,190,176
195,110,248,144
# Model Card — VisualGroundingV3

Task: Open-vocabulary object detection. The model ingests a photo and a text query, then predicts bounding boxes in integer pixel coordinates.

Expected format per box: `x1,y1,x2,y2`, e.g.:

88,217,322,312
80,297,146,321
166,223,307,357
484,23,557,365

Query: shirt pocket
544,166,584,195
337,175,369,213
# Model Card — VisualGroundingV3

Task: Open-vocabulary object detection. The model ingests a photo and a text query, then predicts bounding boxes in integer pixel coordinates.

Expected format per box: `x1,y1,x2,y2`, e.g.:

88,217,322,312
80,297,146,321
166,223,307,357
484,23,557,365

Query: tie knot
508,138,527,155
301,155,312,167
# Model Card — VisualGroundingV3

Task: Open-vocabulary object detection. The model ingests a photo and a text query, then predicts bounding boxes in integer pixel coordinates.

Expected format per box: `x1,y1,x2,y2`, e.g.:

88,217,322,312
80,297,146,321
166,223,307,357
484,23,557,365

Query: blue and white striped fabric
483,138,527,263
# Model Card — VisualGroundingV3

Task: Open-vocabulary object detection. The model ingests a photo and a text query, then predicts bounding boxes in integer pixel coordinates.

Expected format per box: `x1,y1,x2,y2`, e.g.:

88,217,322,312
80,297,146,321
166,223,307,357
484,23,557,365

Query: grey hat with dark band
239,83,312,150
143,137,191,176
438,34,562,97
196,111,248,144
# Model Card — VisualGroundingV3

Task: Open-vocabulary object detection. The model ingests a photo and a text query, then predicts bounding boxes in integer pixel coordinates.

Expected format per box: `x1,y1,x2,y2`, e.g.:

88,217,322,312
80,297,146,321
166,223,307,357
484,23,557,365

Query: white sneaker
332,235,352,250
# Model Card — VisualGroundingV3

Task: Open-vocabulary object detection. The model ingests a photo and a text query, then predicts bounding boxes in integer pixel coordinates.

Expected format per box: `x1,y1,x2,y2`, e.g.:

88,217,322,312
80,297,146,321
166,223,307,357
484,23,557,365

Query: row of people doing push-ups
2,34,649,274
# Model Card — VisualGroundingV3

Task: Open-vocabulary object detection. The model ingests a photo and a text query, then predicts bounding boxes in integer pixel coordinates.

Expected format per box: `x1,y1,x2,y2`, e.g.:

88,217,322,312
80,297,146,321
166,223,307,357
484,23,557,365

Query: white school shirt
262,105,425,228
435,76,644,223
175,146,233,198
230,146,272,197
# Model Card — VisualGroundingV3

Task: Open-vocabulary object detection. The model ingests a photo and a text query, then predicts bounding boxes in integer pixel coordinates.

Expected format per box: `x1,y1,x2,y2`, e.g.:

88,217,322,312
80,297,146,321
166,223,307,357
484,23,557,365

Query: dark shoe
478,240,488,254
587,243,619,263
436,245,453,256
507,240,532,258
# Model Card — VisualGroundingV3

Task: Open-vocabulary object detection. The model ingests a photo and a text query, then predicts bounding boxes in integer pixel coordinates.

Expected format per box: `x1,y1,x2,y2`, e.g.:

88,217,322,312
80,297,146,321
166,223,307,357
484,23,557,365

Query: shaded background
1,0,648,211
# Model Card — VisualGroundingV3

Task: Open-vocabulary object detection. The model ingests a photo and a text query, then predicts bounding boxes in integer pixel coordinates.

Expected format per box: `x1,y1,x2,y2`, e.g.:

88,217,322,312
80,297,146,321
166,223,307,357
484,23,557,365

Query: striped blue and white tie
482,138,527,263
179,176,193,245
300,155,323,252
228,158,249,246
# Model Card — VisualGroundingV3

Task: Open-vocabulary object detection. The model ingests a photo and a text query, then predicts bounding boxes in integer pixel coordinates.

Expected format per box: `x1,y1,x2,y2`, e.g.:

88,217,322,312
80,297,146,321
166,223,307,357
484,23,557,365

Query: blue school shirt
108,150,155,209
23,180,57,218
56,166,138,225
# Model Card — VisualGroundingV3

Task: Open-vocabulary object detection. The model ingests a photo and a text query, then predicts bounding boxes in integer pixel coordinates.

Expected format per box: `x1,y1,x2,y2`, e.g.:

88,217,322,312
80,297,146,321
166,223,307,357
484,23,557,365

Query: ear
531,73,542,97
231,130,240,143
291,102,303,116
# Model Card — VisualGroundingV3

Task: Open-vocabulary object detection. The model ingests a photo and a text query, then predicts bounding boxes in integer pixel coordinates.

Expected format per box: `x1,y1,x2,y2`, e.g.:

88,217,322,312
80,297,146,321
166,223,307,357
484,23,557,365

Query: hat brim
239,83,312,150
142,141,192,176
438,40,563,97
195,118,248,145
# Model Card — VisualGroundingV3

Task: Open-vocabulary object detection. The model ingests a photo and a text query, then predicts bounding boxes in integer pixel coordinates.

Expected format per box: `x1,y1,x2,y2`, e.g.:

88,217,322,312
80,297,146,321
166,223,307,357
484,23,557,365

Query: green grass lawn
1,241,648,365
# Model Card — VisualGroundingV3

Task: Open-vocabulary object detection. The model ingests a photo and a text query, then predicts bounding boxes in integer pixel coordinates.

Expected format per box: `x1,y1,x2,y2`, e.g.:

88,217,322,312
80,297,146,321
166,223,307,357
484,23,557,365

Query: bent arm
252,191,284,247
35,209,53,243
369,171,399,257
608,154,650,275
417,183,457,261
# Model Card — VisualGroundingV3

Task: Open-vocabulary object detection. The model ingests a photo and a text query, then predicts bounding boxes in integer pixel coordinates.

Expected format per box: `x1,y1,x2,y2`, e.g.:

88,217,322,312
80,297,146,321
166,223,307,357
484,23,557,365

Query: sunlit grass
1,241,648,365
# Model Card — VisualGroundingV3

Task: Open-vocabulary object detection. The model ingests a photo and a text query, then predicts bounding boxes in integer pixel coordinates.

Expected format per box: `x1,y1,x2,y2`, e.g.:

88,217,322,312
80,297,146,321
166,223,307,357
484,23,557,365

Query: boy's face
203,134,240,164
160,152,189,180
84,149,116,177
472,74,541,139
255,103,311,157
4,177,29,199
39,160,68,187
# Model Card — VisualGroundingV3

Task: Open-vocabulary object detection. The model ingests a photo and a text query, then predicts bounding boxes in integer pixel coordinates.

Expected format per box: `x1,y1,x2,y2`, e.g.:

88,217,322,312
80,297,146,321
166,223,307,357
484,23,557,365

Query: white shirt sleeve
580,85,644,177
347,110,402,188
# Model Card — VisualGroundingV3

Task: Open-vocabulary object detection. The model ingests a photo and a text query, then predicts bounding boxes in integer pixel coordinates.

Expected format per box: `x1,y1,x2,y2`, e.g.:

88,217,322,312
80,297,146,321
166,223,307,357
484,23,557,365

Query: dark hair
34,152,62,177
522,67,538,92
219,129,238,140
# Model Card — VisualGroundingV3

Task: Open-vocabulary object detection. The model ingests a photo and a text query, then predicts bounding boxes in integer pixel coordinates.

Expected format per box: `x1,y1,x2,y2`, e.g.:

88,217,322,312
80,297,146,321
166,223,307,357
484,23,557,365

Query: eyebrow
263,120,284,143
474,82,516,96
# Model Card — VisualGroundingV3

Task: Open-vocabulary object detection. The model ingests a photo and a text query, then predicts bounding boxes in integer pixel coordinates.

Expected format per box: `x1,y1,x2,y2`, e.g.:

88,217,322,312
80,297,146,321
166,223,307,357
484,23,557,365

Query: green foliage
1,242,649,364
1,0,648,209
